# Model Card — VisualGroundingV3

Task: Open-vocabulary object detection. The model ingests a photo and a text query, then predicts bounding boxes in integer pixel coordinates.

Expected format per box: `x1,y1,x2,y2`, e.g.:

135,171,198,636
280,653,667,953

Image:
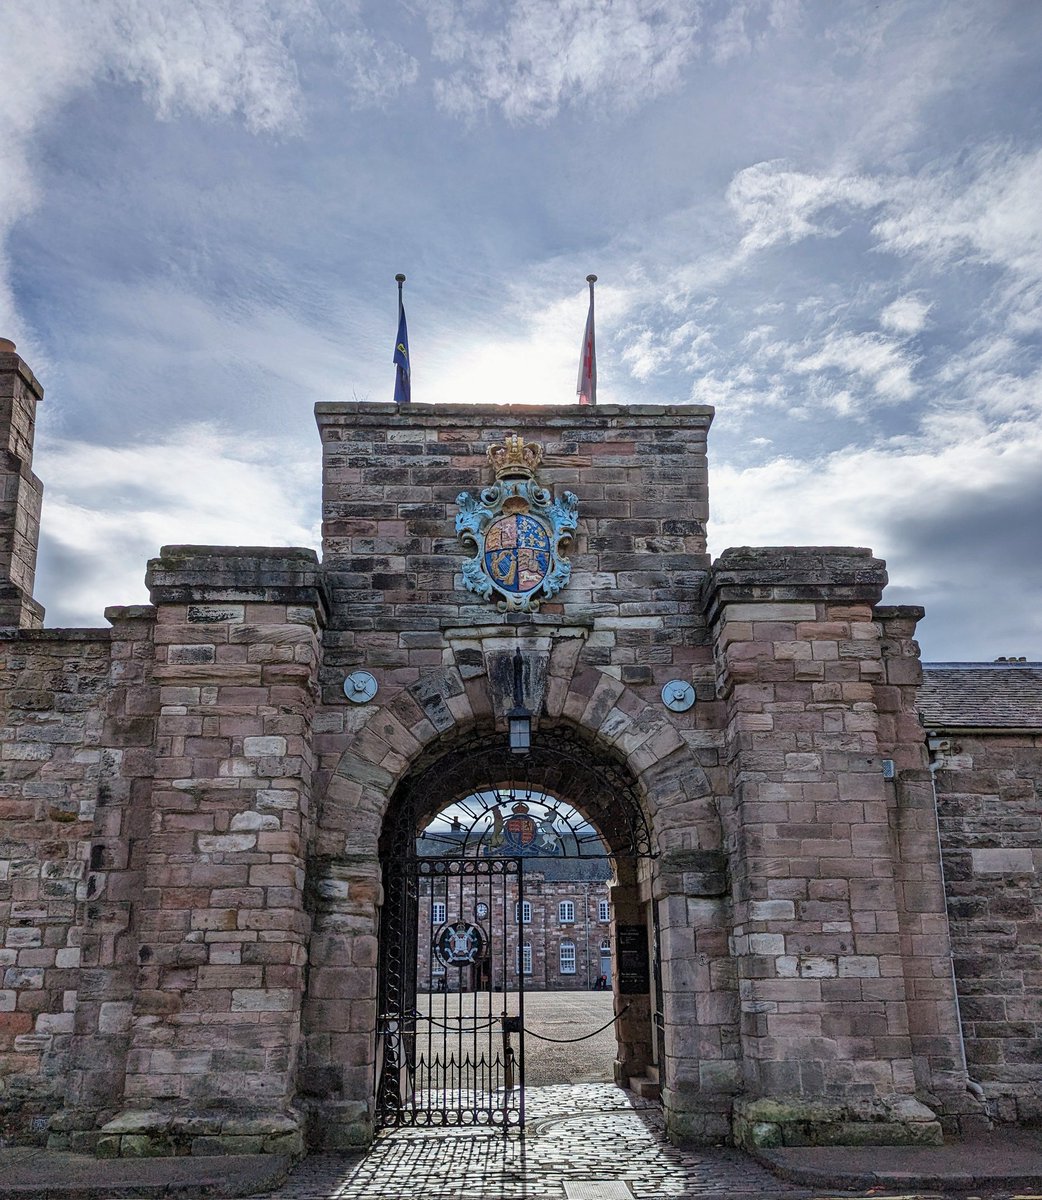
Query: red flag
577,275,597,405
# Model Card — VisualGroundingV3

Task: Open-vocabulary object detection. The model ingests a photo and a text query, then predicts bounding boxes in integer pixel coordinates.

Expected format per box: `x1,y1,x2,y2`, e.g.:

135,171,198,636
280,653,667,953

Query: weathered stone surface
0,379,1032,1159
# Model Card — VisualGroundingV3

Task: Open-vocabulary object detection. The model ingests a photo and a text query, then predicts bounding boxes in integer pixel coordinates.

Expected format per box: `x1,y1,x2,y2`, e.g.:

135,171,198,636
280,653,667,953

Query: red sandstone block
248,865,301,887
190,908,239,931
264,965,302,989
198,966,262,989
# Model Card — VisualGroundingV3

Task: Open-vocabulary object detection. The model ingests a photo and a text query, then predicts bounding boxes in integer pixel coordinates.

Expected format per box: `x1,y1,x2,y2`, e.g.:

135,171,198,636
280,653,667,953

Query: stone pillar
97,547,326,1158
0,339,44,629
705,548,944,1148
876,606,985,1132
50,606,159,1152
298,854,380,1150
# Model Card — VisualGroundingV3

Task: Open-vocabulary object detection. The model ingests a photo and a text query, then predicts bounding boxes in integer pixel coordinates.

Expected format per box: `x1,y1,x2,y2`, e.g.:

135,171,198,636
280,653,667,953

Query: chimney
0,339,45,627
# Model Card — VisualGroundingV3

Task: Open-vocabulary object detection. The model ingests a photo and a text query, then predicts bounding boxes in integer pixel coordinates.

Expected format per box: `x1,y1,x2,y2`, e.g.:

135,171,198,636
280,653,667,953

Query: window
598,899,610,922
559,940,576,974
431,902,446,925
515,901,532,924
515,943,533,975
558,900,575,923
600,940,611,954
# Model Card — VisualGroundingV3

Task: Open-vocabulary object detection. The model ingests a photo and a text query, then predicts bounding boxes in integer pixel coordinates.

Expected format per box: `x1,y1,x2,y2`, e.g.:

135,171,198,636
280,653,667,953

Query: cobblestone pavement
263,1084,830,1200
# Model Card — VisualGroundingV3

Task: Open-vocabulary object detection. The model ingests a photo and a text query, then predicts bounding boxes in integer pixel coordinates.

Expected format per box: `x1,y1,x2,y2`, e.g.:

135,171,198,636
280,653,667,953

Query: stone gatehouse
0,340,1040,1157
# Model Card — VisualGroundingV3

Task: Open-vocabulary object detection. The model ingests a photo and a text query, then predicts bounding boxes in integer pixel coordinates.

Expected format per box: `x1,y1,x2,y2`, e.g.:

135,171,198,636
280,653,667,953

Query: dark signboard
616,924,650,994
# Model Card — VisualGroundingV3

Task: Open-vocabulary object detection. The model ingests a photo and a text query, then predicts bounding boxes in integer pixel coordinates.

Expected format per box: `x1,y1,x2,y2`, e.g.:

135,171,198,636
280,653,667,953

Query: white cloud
727,147,1042,293
620,320,706,381
879,295,930,336
36,424,319,626
708,0,802,64
873,147,1042,280
791,330,917,403
421,280,637,406
726,160,884,252
426,0,704,123
709,416,1042,658
334,28,421,106
0,0,310,343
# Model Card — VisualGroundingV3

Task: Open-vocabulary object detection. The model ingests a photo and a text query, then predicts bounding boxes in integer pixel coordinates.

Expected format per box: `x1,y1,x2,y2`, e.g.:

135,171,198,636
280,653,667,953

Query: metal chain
522,1003,631,1043
378,1002,631,1042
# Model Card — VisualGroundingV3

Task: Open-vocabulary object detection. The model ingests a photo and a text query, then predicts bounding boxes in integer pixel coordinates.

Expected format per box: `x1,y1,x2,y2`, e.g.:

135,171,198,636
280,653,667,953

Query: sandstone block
231,988,294,1012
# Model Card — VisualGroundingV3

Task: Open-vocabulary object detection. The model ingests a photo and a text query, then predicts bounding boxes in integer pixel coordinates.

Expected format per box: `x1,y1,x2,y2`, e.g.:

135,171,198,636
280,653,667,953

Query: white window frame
515,942,533,975
600,939,611,954
431,901,446,925
558,900,575,923
598,899,610,922
515,900,532,924
559,940,576,974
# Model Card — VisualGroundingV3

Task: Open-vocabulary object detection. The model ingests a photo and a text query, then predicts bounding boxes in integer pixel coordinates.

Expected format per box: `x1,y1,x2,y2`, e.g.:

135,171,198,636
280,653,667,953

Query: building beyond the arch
0,340,1041,1156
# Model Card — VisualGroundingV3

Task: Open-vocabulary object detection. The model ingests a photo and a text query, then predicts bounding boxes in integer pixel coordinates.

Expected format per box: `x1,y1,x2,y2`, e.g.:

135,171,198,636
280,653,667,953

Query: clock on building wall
475,902,489,919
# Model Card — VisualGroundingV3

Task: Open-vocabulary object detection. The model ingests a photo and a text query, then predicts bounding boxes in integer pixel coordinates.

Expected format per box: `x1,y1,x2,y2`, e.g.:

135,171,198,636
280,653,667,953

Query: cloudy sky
3,0,1041,660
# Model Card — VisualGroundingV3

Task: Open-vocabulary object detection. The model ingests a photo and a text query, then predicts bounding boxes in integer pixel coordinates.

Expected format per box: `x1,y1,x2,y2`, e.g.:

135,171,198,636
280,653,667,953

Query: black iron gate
376,855,525,1129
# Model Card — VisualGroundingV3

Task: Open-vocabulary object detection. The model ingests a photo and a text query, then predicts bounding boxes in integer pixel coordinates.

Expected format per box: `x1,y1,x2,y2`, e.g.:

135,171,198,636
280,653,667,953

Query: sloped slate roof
919,663,1042,729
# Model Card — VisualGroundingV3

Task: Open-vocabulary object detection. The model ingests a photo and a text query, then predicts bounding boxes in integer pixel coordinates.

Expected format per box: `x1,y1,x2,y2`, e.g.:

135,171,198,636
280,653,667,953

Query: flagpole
393,273,411,405
586,274,597,406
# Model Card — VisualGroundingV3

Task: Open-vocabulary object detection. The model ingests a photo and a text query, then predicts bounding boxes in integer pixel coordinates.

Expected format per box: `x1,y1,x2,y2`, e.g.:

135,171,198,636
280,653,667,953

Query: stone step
628,1074,661,1100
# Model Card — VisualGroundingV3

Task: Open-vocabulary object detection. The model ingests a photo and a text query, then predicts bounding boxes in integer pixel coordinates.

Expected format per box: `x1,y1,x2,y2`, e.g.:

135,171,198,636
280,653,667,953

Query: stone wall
0,628,110,1137
933,732,1042,1123
704,550,968,1146
0,373,1031,1156
82,549,328,1158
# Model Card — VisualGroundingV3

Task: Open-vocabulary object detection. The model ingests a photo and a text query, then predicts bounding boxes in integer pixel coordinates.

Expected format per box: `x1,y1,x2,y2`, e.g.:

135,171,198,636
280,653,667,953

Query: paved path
4,1085,1042,1198
265,1084,813,1200
516,991,618,1086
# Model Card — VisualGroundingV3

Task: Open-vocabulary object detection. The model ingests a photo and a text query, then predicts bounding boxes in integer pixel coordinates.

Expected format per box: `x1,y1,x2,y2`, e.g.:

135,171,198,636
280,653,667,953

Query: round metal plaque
661,680,696,713
343,671,378,704
434,921,486,967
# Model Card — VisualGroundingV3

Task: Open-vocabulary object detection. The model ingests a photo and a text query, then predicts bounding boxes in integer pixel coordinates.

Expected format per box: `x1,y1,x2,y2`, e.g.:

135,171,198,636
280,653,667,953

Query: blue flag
393,296,410,405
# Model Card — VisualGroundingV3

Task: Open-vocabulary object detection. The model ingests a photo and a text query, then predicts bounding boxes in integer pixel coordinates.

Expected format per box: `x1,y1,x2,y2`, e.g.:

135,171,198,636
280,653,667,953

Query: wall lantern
508,646,531,755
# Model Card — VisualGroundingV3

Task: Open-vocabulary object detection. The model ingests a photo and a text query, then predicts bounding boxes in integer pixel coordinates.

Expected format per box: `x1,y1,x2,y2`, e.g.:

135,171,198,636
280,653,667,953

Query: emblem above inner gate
455,433,578,611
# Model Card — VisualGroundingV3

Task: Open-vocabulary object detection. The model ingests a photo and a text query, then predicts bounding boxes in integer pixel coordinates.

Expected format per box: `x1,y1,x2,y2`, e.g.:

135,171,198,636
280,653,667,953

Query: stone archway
299,654,737,1150
374,723,657,1130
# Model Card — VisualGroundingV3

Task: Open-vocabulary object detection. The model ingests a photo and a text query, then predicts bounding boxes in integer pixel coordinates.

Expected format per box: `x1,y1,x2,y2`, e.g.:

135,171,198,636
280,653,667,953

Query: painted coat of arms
455,433,578,611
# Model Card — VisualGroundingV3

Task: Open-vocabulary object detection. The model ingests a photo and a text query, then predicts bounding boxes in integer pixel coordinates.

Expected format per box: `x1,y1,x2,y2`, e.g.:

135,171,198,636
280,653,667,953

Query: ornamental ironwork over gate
375,856,525,1129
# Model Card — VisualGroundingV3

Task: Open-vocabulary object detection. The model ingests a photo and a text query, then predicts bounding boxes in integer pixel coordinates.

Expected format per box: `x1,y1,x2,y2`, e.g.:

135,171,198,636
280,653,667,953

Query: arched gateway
0,355,991,1161
374,726,656,1129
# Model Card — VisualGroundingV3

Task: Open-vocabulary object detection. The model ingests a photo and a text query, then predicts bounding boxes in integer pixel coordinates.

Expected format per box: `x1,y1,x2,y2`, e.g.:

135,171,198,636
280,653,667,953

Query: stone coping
0,351,44,400
0,626,111,642
315,401,715,424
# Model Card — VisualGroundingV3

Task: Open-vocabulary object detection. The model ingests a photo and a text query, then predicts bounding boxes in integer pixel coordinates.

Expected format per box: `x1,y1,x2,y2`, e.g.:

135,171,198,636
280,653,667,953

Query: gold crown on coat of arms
487,433,543,480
